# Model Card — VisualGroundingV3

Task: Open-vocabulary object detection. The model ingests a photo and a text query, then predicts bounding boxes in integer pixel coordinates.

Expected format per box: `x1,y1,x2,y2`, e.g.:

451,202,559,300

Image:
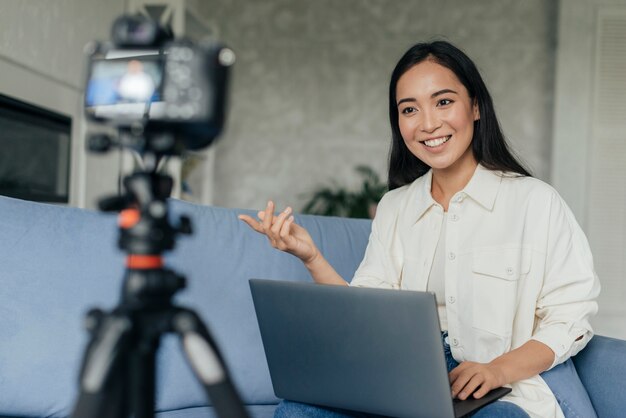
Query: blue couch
0,195,624,418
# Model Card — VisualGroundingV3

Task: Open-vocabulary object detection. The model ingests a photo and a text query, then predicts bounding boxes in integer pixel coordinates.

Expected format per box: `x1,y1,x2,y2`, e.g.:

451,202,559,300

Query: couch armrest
572,335,626,418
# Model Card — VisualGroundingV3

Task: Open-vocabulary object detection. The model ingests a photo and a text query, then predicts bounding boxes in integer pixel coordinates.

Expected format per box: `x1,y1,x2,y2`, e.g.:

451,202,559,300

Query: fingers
280,214,295,243
262,200,274,232
457,374,485,400
238,201,295,251
448,361,469,384
236,201,277,234
271,206,292,236
449,362,498,400
280,214,294,237
238,214,262,230
472,382,492,399
449,363,472,399
269,206,292,249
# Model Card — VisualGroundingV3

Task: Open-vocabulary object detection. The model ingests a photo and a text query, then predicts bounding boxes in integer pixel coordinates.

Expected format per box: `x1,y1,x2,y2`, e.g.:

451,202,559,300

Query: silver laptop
249,279,511,418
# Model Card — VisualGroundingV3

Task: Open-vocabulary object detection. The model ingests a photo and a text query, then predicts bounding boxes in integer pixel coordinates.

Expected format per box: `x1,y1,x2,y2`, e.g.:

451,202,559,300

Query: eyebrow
396,89,459,106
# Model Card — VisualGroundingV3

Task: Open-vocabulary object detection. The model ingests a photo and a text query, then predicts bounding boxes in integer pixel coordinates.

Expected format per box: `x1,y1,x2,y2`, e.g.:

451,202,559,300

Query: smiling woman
387,42,531,193
395,61,479,205
240,41,600,418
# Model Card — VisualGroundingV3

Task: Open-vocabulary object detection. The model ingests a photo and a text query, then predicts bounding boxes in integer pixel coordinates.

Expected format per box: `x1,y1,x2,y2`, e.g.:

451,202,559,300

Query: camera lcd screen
85,54,165,121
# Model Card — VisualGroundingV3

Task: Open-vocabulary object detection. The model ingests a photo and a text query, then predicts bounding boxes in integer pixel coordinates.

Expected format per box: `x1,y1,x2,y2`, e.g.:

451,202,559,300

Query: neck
431,156,478,211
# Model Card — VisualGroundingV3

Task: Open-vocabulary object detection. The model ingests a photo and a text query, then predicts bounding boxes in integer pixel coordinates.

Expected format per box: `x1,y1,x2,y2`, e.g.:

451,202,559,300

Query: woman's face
396,60,479,173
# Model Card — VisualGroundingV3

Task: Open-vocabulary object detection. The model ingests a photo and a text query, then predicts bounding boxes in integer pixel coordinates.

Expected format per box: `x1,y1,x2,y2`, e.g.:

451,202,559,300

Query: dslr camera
84,14,235,155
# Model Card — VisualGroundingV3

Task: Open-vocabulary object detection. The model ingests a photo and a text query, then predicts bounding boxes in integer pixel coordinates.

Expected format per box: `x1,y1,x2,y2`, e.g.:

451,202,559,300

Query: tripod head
97,157,192,306
98,157,191,256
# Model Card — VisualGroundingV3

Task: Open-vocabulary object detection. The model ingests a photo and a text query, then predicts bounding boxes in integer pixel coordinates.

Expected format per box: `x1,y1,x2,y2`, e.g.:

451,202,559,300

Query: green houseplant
301,165,387,219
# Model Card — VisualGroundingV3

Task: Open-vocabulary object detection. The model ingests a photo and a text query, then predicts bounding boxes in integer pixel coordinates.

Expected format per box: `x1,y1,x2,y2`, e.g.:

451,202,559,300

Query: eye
437,98,453,107
401,106,416,115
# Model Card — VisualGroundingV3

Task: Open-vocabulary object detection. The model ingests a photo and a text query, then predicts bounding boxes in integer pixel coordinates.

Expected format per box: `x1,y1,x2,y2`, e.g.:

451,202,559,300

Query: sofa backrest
0,196,371,416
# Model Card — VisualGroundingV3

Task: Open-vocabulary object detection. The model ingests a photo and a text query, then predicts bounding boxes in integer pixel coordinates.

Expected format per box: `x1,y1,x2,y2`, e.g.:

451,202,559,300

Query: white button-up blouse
350,165,600,418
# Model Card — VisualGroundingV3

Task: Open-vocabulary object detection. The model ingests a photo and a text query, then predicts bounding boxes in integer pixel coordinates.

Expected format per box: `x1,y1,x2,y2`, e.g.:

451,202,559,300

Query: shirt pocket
471,248,531,336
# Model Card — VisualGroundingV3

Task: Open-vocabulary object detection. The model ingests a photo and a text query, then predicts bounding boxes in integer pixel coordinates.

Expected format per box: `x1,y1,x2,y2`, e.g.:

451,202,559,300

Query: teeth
423,136,451,147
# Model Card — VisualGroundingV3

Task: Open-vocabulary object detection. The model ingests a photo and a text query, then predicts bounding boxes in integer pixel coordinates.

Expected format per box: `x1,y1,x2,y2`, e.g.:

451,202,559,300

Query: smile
421,135,451,148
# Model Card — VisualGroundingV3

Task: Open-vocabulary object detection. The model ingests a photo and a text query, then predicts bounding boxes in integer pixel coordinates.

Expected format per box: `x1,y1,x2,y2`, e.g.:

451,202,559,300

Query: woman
239,41,600,418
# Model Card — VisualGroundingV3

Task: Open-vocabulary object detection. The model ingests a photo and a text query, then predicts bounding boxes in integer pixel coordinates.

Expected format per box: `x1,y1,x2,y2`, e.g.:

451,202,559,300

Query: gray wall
0,1,122,86
0,0,557,212
198,0,557,212
0,0,126,207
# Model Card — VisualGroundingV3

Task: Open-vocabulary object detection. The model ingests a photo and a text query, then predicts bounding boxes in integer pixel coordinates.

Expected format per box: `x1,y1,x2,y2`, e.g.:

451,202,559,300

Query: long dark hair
387,41,531,190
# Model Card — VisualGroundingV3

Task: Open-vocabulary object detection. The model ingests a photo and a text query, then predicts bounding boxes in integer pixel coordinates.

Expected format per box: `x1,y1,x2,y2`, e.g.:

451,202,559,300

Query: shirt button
448,296,456,304
506,267,514,275
448,252,456,261
452,338,459,347
451,214,459,222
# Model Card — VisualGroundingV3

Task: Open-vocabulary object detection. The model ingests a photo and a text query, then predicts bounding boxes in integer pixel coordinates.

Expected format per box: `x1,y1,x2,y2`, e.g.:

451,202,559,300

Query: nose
420,109,442,133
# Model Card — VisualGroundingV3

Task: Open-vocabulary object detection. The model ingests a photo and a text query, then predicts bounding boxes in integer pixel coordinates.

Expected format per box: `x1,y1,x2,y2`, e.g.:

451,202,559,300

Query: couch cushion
0,196,371,416
0,196,122,417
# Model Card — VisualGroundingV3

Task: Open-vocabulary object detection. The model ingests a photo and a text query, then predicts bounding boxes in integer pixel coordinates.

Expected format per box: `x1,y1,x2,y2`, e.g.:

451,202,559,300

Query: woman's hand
238,201,319,265
449,339,554,400
449,362,507,400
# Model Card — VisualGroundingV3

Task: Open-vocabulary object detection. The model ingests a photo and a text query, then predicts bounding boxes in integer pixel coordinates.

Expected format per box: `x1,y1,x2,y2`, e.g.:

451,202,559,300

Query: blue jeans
540,359,597,418
274,332,529,418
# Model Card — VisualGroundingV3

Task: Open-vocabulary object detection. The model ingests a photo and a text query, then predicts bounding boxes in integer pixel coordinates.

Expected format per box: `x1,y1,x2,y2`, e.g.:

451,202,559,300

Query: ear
473,100,480,121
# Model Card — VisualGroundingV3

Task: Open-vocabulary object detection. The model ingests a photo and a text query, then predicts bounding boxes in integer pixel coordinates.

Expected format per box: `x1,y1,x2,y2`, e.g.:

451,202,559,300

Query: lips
420,135,451,148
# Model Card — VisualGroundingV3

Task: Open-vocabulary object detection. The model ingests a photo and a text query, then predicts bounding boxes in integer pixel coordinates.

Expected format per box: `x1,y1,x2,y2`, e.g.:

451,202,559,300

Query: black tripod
71,156,250,418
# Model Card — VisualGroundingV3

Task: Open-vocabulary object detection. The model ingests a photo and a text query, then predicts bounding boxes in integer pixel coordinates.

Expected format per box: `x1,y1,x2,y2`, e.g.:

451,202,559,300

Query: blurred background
0,0,624,337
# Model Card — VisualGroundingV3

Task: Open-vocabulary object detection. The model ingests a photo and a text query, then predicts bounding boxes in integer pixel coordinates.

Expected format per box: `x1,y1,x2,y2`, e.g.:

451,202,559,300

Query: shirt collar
411,170,438,223
409,164,503,224
462,164,503,211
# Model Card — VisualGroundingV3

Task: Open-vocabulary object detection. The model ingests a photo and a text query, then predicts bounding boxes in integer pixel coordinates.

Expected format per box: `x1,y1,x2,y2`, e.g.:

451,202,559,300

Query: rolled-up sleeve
532,192,601,369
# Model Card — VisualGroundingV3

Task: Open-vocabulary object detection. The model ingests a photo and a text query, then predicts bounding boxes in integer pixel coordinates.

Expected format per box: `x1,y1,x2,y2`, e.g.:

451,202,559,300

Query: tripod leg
71,311,133,418
129,341,157,418
172,309,250,418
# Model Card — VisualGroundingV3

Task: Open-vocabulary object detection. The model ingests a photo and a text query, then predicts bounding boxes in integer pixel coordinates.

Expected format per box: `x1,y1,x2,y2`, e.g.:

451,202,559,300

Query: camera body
84,15,234,154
